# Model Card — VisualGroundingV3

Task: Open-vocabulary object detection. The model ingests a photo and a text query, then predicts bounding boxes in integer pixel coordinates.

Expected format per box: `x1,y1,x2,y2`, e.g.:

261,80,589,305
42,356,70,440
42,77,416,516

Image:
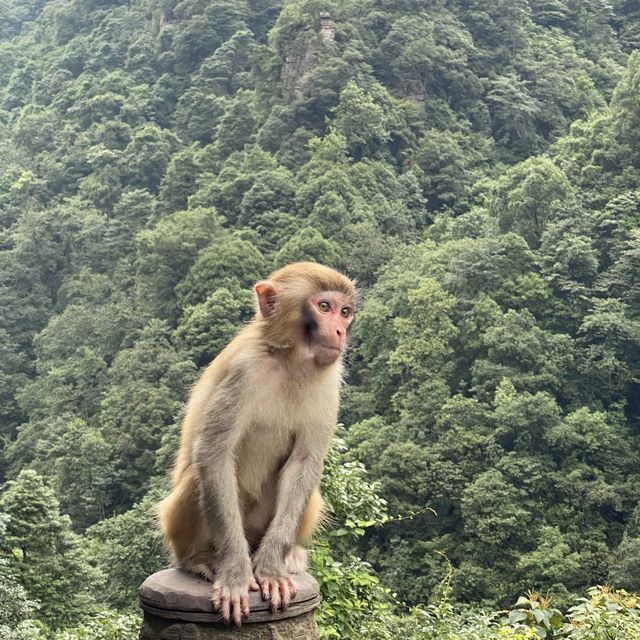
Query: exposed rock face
138,568,321,639
281,13,336,101
318,12,336,43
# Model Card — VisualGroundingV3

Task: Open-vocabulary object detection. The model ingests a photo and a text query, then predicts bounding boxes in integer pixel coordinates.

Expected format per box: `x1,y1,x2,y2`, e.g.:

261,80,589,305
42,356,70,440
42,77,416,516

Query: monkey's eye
340,307,352,318
318,300,331,312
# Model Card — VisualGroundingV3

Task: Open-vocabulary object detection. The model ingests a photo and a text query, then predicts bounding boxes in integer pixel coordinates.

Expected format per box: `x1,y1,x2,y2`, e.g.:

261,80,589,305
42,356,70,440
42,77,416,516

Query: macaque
158,262,357,626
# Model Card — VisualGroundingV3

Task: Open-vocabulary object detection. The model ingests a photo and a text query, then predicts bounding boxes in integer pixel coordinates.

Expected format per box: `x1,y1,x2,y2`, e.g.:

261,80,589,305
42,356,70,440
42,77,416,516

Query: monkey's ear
255,281,278,318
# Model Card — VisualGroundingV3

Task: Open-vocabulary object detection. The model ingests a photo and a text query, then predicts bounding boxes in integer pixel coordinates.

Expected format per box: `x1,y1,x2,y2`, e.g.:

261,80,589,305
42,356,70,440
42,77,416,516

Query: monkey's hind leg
159,472,215,581
180,549,217,582
285,545,308,574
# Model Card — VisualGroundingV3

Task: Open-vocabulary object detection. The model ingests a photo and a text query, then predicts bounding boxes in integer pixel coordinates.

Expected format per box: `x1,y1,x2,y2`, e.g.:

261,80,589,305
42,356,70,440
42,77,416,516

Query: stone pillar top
139,569,321,625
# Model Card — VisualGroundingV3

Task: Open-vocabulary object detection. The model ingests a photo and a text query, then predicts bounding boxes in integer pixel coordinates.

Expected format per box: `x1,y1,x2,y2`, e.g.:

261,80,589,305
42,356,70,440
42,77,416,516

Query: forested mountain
1,0,640,638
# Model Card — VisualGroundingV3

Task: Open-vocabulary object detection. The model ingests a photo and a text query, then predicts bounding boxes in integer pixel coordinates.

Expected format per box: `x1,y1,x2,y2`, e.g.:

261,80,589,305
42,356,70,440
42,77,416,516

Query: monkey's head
254,262,357,367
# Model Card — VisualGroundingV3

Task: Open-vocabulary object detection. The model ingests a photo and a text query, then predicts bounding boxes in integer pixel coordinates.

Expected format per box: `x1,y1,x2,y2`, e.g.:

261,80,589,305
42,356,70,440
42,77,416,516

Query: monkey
158,262,357,626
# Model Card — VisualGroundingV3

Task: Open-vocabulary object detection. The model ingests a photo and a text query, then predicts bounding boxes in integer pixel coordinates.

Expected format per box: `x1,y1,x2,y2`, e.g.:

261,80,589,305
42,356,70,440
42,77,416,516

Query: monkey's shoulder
188,327,342,435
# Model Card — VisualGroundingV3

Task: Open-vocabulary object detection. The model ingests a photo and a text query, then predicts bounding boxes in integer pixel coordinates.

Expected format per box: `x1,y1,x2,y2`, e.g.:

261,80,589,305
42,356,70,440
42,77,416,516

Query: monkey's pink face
306,291,355,366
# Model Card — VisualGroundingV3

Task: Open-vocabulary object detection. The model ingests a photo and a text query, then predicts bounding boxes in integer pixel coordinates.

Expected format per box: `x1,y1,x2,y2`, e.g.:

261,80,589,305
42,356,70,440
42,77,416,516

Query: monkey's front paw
212,576,259,627
254,570,297,612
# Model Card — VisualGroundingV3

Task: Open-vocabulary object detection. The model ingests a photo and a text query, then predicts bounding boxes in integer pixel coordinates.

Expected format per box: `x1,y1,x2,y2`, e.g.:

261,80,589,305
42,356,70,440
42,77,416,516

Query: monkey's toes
257,575,297,611
211,584,250,627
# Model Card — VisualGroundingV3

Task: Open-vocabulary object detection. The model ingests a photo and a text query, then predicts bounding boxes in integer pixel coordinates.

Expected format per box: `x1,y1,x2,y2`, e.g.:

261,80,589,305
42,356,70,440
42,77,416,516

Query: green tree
273,226,344,268
540,223,599,324
87,489,167,610
491,379,561,453
135,207,224,320
0,470,98,629
121,124,179,193
460,468,531,554
5,416,114,530
331,81,391,160
169,0,249,73
0,329,29,442
53,611,139,640
601,228,640,314
414,129,486,212
490,156,575,247
175,286,255,367
611,51,640,168
486,73,542,155
0,515,42,640
577,298,640,403
386,278,458,421
17,347,108,422
175,234,267,308
312,435,392,639
157,144,202,214
0,0,45,39
98,321,196,507
213,90,256,158
515,526,581,607
237,166,296,226
610,506,640,592
471,308,575,399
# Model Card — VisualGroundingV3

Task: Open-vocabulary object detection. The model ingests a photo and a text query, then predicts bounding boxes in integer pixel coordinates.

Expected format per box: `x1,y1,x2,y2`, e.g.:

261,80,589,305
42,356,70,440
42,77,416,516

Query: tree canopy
1,0,640,638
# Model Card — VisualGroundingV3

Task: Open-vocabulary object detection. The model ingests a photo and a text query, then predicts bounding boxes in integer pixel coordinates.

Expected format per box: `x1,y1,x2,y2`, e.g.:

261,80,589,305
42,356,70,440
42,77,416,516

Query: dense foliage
1,0,640,637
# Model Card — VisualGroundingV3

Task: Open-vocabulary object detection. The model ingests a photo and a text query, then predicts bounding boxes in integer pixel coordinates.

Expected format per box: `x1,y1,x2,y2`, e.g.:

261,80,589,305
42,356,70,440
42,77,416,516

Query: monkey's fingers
240,593,250,620
212,585,223,612
260,578,272,603
250,577,259,591
279,576,296,610
212,585,246,627
268,578,282,612
258,576,278,609
212,586,230,623
231,597,243,628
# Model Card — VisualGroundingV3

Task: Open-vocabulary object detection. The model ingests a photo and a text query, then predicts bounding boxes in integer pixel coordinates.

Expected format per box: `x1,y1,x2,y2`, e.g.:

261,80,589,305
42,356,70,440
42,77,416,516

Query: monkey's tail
157,471,203,562
296,487,326,543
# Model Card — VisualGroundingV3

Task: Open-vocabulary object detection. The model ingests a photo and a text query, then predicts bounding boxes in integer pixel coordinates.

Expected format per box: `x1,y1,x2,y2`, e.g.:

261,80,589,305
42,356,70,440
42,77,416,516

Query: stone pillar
139,568,321,639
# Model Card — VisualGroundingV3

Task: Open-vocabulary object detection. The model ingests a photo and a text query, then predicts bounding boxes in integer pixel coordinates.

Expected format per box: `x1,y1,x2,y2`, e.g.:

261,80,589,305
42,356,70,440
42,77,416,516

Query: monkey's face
304,291,355,366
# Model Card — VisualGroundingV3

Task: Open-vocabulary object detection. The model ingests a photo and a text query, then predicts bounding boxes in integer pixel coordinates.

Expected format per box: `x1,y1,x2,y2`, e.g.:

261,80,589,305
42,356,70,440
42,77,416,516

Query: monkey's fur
158,262,357,624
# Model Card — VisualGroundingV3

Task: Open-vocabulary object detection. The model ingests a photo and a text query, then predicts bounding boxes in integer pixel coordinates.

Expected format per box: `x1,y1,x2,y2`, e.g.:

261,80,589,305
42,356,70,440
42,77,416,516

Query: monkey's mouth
314,344,342,365
317,343,341,355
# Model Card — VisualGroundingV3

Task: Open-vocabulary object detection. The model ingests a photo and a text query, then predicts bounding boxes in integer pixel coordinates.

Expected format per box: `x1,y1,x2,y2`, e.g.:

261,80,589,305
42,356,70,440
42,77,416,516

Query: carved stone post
139,568,321,639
